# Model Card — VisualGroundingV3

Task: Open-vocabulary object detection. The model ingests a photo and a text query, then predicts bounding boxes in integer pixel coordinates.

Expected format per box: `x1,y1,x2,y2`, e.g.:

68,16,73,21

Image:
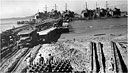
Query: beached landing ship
17,28,38,48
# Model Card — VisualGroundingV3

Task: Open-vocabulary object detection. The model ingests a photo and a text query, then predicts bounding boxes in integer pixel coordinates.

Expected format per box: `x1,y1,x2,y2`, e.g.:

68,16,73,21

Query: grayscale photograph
0,0,128,73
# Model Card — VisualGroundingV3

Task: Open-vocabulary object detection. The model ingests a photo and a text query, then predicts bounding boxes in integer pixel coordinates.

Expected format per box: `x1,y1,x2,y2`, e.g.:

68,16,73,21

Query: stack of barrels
25,59,73,73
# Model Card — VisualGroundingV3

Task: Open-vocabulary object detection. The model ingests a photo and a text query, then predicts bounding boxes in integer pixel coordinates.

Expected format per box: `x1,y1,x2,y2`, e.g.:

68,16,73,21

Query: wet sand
32,17,127,72
56,17,128,72
59,17,127,41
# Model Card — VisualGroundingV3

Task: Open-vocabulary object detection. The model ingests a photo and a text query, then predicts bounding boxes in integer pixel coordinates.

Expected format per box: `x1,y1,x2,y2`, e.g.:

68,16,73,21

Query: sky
0,0,127,18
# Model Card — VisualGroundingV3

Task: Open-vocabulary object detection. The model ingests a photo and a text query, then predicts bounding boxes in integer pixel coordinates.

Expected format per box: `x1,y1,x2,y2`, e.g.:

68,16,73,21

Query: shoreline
1,16,127,34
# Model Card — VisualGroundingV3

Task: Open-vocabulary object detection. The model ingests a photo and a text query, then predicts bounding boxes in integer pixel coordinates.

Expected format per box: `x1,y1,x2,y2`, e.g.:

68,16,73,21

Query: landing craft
17,29,38,48
37,27,57,43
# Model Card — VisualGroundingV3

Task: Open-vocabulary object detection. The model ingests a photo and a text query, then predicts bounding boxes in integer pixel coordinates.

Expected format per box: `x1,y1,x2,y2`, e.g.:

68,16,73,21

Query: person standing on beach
25,54,32,66
47,54,54,72
39,54,44,64
47,54,54,64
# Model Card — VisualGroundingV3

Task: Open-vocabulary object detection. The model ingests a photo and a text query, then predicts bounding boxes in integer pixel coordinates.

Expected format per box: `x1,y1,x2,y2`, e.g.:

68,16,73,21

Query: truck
62,19,69,29
54,19,69,32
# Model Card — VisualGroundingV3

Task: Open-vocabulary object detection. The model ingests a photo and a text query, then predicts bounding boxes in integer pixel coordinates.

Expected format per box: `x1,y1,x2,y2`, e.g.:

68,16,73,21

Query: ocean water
0,17,127,34
70,17,127,33
0,18,29,33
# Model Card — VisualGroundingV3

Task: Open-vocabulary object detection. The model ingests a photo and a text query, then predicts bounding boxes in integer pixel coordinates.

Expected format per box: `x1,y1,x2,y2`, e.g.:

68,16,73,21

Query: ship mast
96,2,98,8
85,2,88,9
106,1,108,9
54,4,57,10
45,5,48,12
65,3,67,11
